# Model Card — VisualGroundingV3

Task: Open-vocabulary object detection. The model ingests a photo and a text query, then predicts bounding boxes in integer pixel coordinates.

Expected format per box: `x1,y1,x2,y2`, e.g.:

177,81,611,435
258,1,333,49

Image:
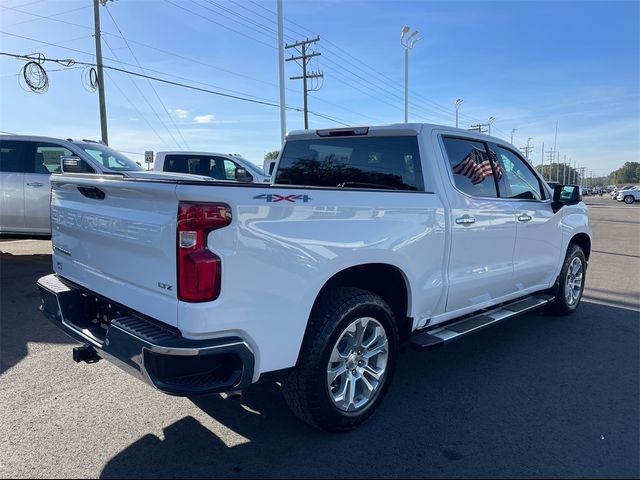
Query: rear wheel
547,243,586,315
624,195,635,204
282,287,398,432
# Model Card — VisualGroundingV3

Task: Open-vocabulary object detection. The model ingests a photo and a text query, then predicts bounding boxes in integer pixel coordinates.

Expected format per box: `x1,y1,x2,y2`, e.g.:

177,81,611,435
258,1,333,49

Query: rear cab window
275,135,424,191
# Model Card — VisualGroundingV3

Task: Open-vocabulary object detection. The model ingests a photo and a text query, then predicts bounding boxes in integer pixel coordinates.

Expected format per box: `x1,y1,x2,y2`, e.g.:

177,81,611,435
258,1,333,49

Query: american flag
452,148,503,185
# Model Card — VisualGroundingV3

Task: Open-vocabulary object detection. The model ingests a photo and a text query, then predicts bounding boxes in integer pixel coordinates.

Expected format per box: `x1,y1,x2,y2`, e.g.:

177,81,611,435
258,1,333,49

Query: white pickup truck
37,124,591,432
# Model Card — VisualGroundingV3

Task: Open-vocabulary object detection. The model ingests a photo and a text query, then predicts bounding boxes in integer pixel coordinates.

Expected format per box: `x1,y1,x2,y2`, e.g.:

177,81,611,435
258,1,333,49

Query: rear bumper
37,274,255,396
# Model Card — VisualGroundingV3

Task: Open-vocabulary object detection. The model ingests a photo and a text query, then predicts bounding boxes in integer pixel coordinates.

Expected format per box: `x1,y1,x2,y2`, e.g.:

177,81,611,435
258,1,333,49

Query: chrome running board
409,294,554,350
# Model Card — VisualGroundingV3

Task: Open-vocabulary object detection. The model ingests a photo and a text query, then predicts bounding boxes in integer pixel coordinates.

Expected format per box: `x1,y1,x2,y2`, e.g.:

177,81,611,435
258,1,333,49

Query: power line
103,69,172,150
8,4,91,28
101,35,184,150
163,0,275,49
104,4,189,149
0,50,353,126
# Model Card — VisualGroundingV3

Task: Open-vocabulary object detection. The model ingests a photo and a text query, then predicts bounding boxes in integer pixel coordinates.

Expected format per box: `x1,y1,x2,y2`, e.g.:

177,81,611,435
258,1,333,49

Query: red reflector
177,202,231,302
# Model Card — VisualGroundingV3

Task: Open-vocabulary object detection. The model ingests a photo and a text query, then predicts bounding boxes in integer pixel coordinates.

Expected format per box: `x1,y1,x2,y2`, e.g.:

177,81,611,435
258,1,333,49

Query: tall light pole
526,137,532,162
510,128,517,144
488,116,495,136
401,25,421,123
455,98,463,128
277,0,286,145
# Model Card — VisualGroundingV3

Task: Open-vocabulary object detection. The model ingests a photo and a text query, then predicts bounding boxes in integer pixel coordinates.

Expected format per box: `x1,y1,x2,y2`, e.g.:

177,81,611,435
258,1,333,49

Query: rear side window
275,136,424,191
0,140,30,173
443,137,498,198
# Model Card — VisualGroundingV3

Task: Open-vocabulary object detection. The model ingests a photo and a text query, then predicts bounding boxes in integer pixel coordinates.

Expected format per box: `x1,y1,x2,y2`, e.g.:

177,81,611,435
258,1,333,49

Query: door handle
517,214,532,223
26,182,45,187
455,215,476,225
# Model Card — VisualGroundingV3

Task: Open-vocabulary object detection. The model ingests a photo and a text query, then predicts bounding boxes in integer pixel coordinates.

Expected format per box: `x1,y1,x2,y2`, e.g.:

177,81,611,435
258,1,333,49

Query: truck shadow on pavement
100,302,639,479
0,251,72,374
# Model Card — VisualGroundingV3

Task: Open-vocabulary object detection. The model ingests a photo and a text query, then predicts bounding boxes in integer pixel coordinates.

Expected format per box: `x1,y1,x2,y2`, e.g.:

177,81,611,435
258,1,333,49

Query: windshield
236,157,265,176
76,143,143,171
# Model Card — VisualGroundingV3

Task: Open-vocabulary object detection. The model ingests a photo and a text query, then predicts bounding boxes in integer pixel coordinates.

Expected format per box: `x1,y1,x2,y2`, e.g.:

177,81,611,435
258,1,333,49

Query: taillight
177,202,231,302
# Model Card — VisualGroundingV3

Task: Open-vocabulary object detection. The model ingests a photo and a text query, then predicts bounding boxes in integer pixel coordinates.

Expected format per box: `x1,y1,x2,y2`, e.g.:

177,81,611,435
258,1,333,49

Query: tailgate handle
77,186,105,200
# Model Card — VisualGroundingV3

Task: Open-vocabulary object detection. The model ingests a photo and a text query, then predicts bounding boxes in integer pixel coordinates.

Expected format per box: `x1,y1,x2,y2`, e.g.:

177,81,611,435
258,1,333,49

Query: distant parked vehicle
154,151,270,183
611,185,634,199
616,187,640,204
0,135,142,236
547,181,560,190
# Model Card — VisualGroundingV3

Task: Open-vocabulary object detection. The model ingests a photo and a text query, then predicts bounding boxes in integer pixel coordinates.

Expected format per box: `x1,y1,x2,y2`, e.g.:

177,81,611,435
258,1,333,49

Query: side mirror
552,184,581,212
60,156,84,173
235,167,253,183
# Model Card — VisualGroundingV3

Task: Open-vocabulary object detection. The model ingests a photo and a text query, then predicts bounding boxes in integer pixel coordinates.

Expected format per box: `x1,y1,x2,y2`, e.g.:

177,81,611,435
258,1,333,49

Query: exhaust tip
222,389,243,400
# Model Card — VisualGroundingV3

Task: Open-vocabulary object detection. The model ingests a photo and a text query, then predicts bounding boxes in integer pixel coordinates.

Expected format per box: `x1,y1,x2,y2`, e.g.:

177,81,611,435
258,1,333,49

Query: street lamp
401,25,421,123
526,137,533,162
488,116,495,136
510,128,517,144
455,98,463,128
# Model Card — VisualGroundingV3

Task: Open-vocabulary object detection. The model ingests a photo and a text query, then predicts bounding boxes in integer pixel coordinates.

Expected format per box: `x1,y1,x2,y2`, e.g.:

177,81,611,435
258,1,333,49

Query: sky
0,0,638,176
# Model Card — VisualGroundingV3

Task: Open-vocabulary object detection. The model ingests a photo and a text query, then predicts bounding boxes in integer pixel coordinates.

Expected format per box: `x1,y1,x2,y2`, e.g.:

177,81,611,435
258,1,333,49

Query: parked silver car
0,135,142,236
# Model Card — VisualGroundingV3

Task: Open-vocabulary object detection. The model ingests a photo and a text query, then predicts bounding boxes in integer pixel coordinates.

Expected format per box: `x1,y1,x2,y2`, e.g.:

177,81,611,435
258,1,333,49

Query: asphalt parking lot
0,196,638,479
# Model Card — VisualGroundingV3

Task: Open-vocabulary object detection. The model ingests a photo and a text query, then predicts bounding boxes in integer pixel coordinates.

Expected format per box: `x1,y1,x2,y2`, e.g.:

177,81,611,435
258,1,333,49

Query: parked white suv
154,151,269,183
616,187,639,204
38,124,591,431
0,135,142,236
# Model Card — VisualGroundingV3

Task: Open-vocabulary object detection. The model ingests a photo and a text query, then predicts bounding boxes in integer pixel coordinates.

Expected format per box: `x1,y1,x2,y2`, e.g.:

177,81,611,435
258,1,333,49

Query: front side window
443,137,498,198
275,136,424,191
35,143,95,174
492,146,543,200
208,157,240,180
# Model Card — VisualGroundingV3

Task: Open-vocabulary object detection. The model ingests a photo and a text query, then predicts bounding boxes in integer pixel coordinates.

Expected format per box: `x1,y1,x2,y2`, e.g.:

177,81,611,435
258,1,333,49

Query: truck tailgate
50,175,180,327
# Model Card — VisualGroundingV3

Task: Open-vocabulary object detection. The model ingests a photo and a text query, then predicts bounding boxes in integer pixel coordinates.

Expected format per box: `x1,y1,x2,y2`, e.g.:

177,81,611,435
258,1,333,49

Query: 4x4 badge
253,194,311,203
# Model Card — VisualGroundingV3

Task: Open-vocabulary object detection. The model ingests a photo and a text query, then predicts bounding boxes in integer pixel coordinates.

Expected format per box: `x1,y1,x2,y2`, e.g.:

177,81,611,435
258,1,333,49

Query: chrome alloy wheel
565,257,584,306
327,317,389,412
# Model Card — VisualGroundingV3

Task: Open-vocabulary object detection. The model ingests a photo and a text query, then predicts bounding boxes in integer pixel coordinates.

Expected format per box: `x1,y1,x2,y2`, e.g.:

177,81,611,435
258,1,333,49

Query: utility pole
510,128,517,144
546,148,556,181
277,0,286,145
93,0,108,144
520,137,533,162
286,36,323,129
469,123,489,134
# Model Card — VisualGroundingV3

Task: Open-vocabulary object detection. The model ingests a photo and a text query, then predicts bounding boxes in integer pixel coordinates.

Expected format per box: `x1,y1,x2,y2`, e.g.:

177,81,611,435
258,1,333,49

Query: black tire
282,287,399,432
546,243,587,315
624,195,634,204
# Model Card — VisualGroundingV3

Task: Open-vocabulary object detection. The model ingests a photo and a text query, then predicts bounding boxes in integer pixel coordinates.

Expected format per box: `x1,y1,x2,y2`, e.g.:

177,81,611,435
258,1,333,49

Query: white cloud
193,114,216,124
169,108,189,119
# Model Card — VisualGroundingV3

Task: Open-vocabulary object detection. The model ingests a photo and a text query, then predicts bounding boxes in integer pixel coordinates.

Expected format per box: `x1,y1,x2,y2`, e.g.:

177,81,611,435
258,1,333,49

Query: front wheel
547,244,587,315
624,195,635,204
282,287,398,432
